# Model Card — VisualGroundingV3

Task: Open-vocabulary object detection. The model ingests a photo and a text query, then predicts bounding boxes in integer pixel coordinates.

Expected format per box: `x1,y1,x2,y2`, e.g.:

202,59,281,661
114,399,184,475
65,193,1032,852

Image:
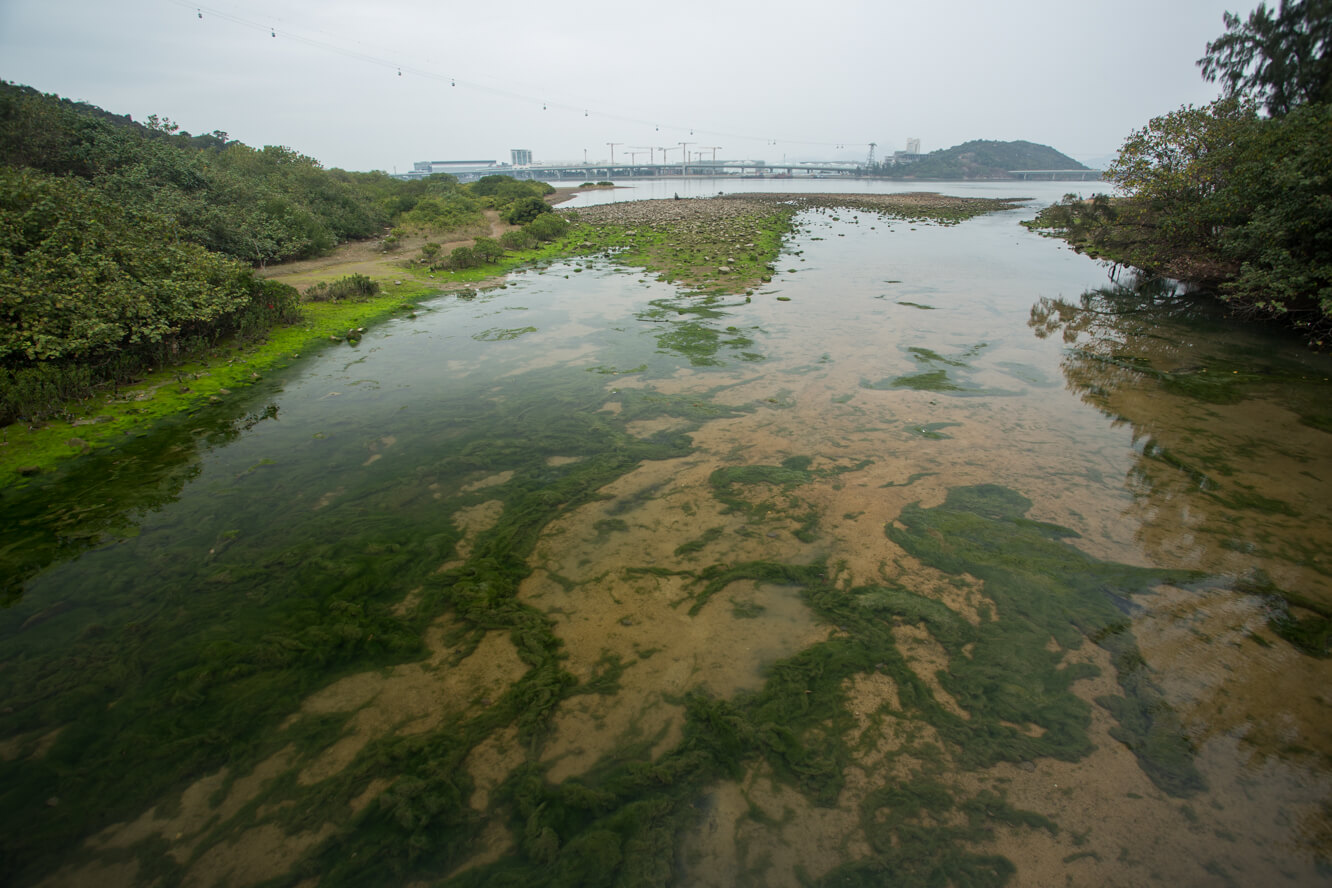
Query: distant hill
883,140,1090,179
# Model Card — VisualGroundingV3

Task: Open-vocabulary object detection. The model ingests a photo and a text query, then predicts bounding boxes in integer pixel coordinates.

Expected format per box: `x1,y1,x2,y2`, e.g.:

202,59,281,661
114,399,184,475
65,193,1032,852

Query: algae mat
2,206,1331,888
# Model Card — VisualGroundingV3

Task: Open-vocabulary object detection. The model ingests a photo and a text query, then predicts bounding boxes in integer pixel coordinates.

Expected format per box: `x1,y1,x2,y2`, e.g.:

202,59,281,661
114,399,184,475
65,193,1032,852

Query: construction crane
630,145,657,164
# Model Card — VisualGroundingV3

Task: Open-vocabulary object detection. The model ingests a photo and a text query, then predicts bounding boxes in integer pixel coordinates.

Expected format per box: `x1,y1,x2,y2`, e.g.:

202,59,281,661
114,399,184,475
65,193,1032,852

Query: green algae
885,484,1208,796
1208,486,1300,517
1301,412,1332,434
709,459,814,515
587,363,647,376
674,526,724,557
3,223,1324,888
881,471,940,488
730,599,767,619
0,342,761,886
906,421,962,439
886,369,961,392
708,455,865,518
299,481,1217,886
489,481,1194,885
812,782,1050,888
1238,572,1332,657
860,343,1019,397
638,296,763,368
562,204,797,295
473,326,539,341
593,518,630,538
906,347,967,367
0,284,438,490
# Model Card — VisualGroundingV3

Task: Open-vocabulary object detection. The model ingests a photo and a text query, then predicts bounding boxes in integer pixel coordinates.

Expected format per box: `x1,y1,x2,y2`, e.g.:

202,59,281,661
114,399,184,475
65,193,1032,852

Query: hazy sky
1,0,1244,171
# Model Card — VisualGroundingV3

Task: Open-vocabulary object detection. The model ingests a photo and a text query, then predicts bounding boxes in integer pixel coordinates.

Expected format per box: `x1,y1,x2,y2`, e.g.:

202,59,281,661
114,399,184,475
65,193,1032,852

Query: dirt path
259,205,534,292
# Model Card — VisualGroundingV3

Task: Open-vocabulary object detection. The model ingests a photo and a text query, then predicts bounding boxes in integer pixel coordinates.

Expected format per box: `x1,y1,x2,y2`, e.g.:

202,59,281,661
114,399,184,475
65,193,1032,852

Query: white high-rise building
906,138,921,155
511,149,533,166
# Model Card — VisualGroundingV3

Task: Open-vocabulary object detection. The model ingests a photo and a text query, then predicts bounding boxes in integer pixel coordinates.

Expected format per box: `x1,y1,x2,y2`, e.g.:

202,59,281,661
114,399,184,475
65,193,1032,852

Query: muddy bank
565,191,1027,227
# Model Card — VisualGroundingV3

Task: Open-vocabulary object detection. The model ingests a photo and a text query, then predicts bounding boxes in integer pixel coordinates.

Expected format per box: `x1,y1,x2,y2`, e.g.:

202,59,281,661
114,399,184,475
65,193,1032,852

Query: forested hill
0,80,395,266
884,140,1088,179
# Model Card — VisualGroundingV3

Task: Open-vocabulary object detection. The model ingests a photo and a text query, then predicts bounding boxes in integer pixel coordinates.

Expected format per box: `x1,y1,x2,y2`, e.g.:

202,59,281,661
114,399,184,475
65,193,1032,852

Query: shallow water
2,198,1330,888
558,175,1100,209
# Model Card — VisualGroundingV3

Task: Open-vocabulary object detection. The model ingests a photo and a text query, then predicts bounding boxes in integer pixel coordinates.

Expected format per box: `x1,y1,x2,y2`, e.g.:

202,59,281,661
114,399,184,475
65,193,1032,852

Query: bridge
418,162,1103,184
441,160,864,183
1006,169,1103,181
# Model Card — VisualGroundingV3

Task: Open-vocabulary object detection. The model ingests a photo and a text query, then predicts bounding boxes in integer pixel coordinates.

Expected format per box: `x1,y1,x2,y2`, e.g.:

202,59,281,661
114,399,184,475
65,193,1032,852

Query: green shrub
500,229,536,251
472,236,505,264
525,213,569,242
303,274,380,303
0,167,255,365
502,196,553,225
398,193,484,233
442,246,478,270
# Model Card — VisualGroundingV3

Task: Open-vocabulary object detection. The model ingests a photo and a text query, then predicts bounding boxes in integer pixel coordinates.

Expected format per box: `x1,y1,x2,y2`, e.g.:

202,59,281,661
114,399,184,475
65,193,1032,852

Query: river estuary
2,181,1330,887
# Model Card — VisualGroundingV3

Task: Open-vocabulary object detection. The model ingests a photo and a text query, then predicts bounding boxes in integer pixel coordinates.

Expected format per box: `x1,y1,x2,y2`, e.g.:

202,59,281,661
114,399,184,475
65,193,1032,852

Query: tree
502,195,553,225
1105,98,1258,252
1213,101,1332,326
1198,0,1332,115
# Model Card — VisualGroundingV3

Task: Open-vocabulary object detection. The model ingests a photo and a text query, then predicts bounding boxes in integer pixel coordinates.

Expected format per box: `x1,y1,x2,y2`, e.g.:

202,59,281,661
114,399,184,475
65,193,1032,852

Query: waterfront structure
401,159,501,180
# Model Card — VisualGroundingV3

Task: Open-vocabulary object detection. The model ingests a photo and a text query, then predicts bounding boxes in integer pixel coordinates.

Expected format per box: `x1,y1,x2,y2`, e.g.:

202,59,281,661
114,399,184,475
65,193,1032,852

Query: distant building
892,138,924,165
511,149,532,166
400,160,502,180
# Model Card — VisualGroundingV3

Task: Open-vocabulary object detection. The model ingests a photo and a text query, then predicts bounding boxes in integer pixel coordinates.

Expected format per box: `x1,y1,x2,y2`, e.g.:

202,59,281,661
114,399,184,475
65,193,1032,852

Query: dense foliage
1199,0,1332,114
0,81,562,425
0,165,301,423
1026,3,1332,343
0,82,390,266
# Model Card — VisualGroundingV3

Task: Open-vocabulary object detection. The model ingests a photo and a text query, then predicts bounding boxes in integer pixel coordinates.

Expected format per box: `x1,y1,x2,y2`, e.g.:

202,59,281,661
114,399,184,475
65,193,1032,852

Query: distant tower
906,137,921,155
867,142,876,167
511,148,532,166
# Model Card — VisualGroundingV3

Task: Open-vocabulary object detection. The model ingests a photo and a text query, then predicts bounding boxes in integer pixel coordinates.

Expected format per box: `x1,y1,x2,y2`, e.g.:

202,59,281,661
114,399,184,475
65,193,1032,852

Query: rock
717,266,732,274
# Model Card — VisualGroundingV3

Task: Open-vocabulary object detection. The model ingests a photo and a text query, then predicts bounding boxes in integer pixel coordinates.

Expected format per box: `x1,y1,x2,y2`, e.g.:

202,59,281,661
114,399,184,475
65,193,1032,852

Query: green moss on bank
0,283,437,489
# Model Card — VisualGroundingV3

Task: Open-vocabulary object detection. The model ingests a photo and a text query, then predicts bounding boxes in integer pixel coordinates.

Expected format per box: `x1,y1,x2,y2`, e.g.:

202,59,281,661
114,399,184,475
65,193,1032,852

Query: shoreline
0,190,1023,485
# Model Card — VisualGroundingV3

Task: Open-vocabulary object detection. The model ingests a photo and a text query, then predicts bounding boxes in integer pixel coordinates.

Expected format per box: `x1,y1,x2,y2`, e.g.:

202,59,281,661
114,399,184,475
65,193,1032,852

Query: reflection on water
1032,275,1332,608
2,210,1331,888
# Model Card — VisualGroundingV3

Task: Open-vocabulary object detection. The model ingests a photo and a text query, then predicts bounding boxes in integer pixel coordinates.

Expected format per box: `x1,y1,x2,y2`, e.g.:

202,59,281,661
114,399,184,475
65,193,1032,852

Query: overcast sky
1,0,1244,171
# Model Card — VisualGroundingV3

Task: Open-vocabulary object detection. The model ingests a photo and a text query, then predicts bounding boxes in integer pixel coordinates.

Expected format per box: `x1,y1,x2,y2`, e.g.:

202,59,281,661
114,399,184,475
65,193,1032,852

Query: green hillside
880,140,1089,179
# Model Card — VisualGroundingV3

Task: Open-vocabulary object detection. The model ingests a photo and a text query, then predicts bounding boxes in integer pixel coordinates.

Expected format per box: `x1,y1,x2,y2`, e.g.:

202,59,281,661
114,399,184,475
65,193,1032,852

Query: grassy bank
0,283,433,488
